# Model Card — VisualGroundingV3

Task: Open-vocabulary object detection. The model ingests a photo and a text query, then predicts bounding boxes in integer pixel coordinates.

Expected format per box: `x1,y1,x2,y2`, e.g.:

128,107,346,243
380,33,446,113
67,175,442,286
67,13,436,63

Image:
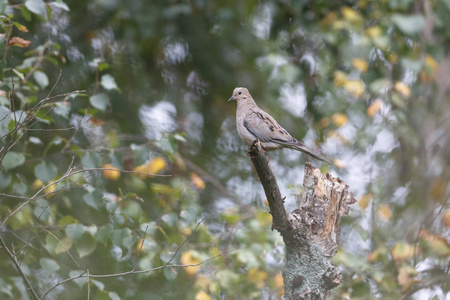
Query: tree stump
248,140,357,300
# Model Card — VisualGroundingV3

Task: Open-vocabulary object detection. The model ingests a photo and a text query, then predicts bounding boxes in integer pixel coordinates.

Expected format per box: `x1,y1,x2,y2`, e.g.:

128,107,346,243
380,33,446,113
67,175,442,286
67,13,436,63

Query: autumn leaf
358,193,374,210
191,172,205,190
365,26,382,37
352,58,368,72
392,242,416,261
441,210,450,228
133,157,166,179
9,37,31,48
377,205,391,221
195,291,212,300
103,164,121,180
344,80,365,98
367,99,383,117
273,273,284,297
180,250,201,275
394,82,411,98
248,268,268,288
332,113,349,127
397,264,418,289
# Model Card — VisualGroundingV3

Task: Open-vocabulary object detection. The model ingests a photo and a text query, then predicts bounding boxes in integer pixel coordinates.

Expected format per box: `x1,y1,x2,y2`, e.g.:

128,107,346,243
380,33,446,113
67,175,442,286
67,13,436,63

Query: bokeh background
0,0,449,299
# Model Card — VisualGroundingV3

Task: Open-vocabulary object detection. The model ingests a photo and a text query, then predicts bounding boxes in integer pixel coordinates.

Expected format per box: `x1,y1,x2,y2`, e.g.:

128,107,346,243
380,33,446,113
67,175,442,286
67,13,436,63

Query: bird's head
228,87,251,102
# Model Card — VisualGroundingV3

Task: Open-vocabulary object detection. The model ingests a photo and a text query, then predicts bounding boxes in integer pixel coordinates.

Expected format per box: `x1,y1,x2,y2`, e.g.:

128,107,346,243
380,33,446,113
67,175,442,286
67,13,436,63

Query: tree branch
248,140,290,233
247,139,356,300
0,235,39,300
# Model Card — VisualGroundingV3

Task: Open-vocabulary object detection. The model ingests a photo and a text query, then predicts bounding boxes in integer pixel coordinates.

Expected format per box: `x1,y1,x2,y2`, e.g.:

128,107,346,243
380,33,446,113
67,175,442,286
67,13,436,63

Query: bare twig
0,166,170,229
0,235,39,300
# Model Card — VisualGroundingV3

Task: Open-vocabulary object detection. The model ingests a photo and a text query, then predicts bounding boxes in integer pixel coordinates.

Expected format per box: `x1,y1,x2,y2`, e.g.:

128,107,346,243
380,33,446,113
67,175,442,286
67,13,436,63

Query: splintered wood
288,162,357,257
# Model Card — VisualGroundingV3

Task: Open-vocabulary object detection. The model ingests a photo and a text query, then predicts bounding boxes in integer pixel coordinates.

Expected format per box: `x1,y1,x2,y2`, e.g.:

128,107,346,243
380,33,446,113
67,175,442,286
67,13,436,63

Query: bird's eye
238,91,242,95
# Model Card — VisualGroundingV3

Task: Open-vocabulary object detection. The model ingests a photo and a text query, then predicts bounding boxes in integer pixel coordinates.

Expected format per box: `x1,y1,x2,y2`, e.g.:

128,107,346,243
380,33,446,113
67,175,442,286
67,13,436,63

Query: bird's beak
228,96,234,102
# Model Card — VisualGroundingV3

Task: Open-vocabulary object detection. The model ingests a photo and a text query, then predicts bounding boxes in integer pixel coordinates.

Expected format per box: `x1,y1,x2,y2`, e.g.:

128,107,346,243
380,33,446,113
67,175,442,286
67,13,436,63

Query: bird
228,87,332,165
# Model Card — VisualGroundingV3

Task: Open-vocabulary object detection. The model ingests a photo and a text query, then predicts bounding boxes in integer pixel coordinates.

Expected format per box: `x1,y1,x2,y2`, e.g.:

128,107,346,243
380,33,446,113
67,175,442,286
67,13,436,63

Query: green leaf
83,190,103,210
391,14,425,36
66,224,85,240
33,70,49,88
92,279,104,291
34,161,58,183
89,93,109,112
25,0,47,18
351,281,371,297
40,258,60,273
215,270,240,292
81,152,101,168
76,232,97,258
69,270,86,288
53,102,71,118
1,152,25,170
0,170,12,189
108,292,120,300
0,107,11,137
101,74,119,90
49,1,70,12
95,224,113,243
29,136,43,144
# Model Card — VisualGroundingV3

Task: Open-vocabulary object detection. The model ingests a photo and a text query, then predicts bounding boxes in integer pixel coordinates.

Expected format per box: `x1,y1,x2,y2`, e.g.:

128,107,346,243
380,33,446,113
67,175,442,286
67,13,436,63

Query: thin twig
0,235,39,300
40,248,237,299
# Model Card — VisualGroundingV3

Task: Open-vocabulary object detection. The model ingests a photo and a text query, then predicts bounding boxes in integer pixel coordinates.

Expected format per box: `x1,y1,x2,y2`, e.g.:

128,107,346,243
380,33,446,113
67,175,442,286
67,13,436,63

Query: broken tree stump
248,140,356,300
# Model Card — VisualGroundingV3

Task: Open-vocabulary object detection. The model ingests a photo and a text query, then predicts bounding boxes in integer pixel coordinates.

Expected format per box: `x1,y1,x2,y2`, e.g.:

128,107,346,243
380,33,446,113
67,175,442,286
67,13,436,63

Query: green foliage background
0,0,449,299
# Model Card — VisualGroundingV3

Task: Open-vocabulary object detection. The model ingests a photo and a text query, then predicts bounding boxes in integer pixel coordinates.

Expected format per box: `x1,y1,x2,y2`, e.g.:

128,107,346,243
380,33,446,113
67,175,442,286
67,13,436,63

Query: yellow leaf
191,172,205,190
341,7,363,24
420,230,450,257
367,246,386,262
333,158,346,169
358,193,374,210
394,82,411,98
397,265,418,288
273,273,284,297
367,99,383,117
248,268,268,289
32,179,44,189
317,117,330,129
331,113,348,127
365,26,382,37
9,36,31,48
180,251,201,276
441,210,450,228
429,178,446,202
133,157,166,179
344,80,365,98
55,237,74,255
16,25,28,32
425,55,438,72
147,157,166,174
195,274,211,290
102,164,121,180
45,180,56,196
333,71,347,87
352,58,368,72
195,291,212,300
256,211,272,226
420,55,438,82
377,204,391,221
392,242,416,261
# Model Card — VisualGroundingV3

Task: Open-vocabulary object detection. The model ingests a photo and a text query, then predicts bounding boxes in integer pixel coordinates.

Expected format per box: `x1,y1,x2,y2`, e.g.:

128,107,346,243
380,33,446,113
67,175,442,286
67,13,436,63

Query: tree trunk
248,140,356,300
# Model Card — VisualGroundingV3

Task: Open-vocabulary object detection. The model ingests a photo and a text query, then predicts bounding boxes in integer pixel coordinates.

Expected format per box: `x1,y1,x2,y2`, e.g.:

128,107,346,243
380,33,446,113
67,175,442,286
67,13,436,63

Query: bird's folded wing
243,107,295,143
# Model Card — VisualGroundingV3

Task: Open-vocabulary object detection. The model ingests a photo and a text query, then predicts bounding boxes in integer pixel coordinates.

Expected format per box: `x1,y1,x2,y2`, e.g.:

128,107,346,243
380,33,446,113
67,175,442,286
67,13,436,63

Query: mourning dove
228,87,332,164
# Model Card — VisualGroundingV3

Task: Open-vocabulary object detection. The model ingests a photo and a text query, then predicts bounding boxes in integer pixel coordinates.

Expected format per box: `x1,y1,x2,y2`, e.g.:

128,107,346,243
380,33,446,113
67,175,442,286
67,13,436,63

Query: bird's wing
243,107,297,144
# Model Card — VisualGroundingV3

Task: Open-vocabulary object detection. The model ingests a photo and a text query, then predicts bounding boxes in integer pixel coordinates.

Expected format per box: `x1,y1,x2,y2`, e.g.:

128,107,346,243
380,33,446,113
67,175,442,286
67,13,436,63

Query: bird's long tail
291,142,333,165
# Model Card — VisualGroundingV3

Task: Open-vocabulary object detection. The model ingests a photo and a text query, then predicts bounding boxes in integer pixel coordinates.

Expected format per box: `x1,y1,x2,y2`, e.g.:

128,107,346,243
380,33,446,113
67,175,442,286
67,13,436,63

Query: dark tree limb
248,140,356,300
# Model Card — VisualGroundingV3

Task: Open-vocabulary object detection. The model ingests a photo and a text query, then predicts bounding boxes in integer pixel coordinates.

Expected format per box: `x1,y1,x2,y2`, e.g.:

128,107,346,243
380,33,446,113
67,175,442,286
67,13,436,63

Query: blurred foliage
0,0,449,299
